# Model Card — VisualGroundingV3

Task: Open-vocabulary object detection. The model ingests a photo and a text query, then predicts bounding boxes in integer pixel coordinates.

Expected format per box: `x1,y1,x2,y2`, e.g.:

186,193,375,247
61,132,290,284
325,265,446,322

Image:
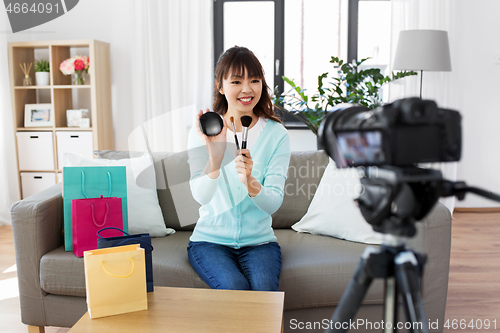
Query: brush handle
234,134,240,150
231,122,240,150
241,127,248,150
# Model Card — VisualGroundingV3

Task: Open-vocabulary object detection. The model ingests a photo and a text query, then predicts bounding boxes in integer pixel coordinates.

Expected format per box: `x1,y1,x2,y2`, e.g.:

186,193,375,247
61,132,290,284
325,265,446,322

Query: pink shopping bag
72,195,123,257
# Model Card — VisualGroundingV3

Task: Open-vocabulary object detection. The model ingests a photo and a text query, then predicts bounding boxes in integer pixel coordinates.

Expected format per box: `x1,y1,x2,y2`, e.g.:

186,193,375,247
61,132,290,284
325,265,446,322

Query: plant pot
35,72,50,86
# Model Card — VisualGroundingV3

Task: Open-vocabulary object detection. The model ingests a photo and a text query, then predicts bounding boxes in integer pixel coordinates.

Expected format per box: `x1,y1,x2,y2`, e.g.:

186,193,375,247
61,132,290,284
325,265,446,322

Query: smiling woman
186,46,291,292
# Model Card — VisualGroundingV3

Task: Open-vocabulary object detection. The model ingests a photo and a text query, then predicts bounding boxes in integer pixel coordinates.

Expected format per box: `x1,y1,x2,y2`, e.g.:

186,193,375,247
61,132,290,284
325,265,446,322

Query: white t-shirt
226,117,267,151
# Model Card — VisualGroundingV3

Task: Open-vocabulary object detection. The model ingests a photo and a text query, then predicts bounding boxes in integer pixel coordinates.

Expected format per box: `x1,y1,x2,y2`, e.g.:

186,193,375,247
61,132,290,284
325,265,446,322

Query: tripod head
355,165,500,238
356,166,442,237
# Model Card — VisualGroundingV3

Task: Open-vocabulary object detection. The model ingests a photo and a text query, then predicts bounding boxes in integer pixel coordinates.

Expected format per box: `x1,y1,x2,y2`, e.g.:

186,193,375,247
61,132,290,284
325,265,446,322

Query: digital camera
318,98,462,168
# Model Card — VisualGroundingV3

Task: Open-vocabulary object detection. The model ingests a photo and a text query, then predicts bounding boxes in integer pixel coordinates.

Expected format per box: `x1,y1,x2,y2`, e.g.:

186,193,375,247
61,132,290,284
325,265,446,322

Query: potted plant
34,59,50,86
273,56,417,135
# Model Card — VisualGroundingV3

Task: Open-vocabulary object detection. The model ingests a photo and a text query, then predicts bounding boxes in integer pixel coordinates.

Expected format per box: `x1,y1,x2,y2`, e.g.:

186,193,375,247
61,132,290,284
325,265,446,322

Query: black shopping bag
97,227,154,292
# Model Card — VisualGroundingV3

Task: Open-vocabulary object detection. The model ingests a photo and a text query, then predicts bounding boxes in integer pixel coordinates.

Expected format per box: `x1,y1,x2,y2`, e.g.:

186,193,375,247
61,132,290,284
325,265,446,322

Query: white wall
453,0,500,208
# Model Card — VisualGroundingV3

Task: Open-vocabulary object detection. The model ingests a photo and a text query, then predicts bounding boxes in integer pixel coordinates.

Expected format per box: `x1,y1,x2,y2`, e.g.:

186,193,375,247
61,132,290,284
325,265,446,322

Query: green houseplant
34,59,50,86
273,56,417,135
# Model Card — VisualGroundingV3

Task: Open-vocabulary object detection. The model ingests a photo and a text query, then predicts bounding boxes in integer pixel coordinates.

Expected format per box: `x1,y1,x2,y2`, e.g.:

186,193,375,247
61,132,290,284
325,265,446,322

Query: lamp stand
419,70,423,99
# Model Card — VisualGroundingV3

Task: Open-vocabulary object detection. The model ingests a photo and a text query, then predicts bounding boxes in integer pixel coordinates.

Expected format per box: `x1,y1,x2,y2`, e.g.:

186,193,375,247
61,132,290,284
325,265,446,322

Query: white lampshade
393,30,452,71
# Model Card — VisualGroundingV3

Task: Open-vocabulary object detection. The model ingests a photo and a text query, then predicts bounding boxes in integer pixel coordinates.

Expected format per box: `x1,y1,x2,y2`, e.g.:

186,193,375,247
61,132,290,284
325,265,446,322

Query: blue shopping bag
63,166,128,251
97,227,154,292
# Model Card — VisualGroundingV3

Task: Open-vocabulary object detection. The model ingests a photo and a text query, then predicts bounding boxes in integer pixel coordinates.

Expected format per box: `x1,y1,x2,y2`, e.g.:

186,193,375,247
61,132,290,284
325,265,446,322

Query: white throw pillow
63,153,175,237
292,158,383,244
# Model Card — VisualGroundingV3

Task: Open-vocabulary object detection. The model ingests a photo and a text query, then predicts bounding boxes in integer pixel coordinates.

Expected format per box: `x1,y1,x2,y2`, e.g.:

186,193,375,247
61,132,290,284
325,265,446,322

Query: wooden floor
443,212,500,332
1,212,499,332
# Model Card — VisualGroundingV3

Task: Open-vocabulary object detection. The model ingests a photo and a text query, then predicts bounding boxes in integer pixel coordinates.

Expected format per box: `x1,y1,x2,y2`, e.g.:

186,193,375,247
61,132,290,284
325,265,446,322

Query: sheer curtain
0,22,21,226
389,0,459,214
0,1,214,225
129,0,213,153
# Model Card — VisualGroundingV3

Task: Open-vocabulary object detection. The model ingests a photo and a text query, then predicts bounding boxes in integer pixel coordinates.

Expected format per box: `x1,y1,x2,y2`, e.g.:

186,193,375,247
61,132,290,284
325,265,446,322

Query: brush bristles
240,116,253,127
230,116,234,123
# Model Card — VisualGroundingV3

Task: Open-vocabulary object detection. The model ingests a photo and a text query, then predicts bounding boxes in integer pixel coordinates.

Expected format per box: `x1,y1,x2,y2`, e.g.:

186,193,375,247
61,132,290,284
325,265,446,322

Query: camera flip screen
336,131,385,166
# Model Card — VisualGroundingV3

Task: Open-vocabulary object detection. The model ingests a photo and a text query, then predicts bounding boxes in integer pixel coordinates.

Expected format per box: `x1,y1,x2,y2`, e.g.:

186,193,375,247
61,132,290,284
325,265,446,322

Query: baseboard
454,207,500,213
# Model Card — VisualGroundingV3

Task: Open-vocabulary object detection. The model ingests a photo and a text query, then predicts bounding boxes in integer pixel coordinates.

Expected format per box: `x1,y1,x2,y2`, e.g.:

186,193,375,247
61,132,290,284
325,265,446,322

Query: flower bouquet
59,56,90,85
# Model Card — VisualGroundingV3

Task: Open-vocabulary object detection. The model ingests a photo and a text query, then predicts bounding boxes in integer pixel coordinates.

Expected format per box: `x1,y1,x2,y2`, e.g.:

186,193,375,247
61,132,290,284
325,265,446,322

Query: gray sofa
11,150,452,332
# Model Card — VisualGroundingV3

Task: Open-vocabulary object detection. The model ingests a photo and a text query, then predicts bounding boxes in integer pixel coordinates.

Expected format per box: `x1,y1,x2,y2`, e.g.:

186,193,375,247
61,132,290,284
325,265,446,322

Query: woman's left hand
235,149,253,183
235,149,262,197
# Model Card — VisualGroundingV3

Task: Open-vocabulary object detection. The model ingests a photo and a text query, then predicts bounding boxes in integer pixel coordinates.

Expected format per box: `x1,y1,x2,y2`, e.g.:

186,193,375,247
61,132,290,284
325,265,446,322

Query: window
214,0,391,126
284,0,348,96
357,0,391,67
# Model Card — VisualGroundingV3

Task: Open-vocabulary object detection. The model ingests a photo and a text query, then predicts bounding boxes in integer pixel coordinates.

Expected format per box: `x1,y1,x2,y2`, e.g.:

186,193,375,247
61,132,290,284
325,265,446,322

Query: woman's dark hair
213,46,281,123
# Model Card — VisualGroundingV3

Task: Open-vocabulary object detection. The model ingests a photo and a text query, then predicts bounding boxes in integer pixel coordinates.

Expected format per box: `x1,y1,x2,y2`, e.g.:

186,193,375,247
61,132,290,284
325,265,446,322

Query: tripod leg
324,247,378,333
394,251,429,333
384,276,398,333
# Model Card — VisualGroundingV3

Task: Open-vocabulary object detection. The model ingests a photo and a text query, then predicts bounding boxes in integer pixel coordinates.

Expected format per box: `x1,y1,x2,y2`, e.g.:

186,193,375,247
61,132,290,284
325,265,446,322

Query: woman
187,46,291,291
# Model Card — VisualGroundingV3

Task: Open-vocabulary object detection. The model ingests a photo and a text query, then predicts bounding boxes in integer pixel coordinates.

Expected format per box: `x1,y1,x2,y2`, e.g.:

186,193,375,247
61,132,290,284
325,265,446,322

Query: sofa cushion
64,152,174,237
277,229,384,310
40,230,383,310
95,150,200,231
95,150,329,231
272,151,329,229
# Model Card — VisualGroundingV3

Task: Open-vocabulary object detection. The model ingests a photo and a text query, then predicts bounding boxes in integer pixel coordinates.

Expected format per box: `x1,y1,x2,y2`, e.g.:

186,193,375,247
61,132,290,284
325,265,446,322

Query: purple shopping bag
72,195,123,257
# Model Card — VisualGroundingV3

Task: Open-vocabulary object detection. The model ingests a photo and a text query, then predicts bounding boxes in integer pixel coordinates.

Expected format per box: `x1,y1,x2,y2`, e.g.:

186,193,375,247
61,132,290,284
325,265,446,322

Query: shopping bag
72,195,124,257
63,166,128,251
84,244,148,319
97,227,154,292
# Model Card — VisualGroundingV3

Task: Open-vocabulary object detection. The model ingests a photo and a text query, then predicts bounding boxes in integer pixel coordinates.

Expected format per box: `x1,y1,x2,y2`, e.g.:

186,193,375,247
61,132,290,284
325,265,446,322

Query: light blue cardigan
187,119,291,248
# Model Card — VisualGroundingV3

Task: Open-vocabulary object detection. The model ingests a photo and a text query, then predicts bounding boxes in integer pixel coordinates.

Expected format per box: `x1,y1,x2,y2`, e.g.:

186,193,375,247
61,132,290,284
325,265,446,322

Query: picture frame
66,109,90,128
66,109,82,127
24,104,54,127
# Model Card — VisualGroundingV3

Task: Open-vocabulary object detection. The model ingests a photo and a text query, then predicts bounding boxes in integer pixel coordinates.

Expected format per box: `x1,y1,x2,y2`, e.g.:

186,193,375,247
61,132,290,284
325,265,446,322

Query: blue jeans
187,241,281,291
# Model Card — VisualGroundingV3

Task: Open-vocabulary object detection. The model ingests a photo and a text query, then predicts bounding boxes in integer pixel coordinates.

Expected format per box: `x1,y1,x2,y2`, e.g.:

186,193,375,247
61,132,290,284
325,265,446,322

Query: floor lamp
393,30,452,99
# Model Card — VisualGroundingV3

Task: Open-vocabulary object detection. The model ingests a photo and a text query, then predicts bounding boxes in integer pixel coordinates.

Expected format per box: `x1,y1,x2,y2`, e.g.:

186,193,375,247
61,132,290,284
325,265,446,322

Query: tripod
325,235,428,333
324,166,500,333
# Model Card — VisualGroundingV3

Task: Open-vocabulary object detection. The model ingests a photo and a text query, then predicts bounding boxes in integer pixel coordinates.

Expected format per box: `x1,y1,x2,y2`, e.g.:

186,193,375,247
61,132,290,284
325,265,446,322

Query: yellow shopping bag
84,244,148,319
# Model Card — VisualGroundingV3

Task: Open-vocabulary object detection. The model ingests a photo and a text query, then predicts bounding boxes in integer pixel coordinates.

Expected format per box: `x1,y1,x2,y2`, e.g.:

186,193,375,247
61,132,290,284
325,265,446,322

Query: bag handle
91,197,109,228
97,227,130,239
81,171,112,198
101,258,135,278
96,228,154,252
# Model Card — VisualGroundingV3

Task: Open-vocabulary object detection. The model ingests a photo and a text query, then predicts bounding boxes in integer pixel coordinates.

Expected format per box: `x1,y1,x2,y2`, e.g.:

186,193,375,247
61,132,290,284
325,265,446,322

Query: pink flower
74,59,85,71
59,60,74,75
59,55,90,76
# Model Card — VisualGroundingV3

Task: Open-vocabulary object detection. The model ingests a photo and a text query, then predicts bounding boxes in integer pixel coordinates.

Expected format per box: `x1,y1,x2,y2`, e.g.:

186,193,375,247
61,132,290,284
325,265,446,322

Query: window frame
213,0,285,95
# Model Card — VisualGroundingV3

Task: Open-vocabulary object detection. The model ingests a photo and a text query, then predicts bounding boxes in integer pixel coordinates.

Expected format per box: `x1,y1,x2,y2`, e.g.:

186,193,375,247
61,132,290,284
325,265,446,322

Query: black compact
199,112,223,136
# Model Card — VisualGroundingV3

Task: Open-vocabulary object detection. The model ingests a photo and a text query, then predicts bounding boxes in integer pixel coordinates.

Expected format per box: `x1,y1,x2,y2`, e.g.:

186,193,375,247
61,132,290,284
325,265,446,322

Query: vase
23,75,32,86
72,71,85,85
35,72,50,86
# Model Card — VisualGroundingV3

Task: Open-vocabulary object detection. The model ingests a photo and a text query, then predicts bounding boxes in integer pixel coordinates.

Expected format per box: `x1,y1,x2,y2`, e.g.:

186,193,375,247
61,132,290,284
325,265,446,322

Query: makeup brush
240,116,253,150
229,116,240,150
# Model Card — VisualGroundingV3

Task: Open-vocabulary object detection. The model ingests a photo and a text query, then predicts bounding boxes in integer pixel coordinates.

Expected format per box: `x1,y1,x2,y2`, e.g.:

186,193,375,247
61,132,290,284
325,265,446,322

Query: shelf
16,127,53,131
9,39,113,199
14,85,92,89
54,85,91,89
16,127,93,131
55,127,93,131
14,86,51,90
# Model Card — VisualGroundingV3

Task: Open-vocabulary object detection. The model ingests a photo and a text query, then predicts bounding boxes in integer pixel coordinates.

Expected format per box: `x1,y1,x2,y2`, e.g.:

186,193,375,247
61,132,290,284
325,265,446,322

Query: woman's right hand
196,109,228,165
